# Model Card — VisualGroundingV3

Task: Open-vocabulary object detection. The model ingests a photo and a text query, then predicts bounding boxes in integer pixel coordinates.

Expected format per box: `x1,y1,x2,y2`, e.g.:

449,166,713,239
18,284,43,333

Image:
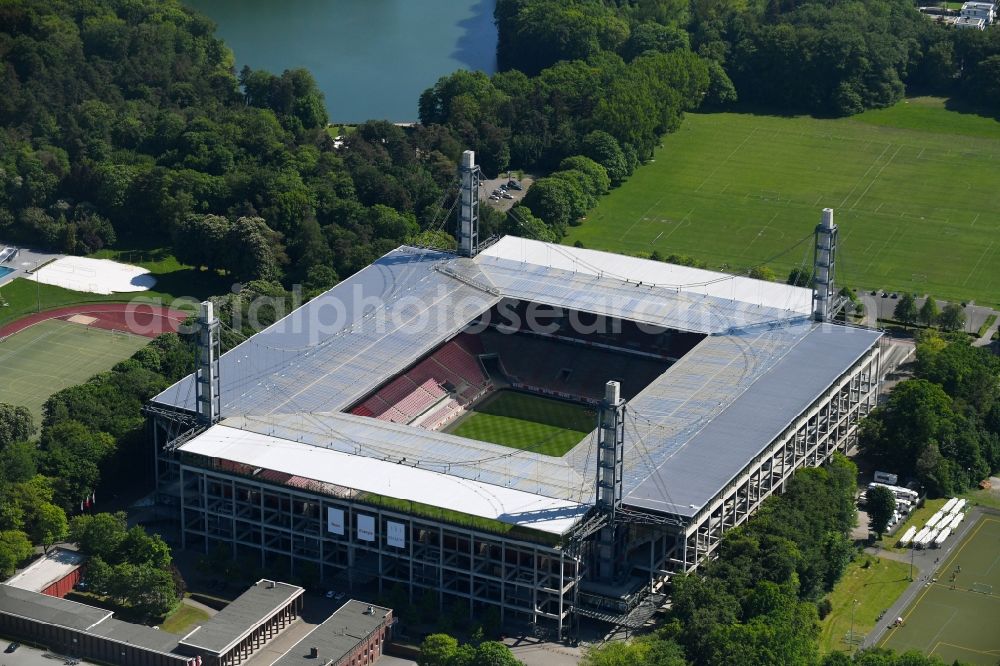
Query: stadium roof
611,322,881,516
152,237,812,418
160,237,880,525
272,600,391,665
179,424,590,535
178,579,303,655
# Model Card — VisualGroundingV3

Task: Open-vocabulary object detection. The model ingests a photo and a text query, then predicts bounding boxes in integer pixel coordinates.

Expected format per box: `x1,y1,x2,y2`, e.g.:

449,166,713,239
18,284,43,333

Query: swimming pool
0,266,15,279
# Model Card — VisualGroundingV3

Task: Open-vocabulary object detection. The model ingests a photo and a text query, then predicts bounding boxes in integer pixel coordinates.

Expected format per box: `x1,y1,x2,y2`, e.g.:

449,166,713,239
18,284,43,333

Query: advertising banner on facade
357,514,375,541
327,507,345,535
387,521,405,548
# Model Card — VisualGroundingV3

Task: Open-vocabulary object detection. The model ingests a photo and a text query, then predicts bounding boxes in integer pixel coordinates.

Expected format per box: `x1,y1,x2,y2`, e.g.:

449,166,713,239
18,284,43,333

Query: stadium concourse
147,235,882,638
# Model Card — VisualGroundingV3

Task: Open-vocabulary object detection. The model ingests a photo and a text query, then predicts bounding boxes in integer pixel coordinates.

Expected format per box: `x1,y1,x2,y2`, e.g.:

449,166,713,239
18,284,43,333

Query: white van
874,471,898,485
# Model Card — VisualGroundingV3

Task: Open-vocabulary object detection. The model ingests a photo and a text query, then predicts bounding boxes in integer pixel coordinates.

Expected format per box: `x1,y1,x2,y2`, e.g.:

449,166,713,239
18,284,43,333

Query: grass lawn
960,486,1000,511
564,97,1000,306
881,517,1000,665
447,390,596,456
89,246,231,302
0,319,148,421
819,554,913,655
159,601,211,634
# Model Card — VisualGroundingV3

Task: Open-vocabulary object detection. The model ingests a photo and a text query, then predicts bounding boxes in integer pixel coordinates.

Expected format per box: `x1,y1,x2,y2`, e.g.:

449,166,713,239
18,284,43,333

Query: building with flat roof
178,579,304,665
5,548,85,598
272,600,392,666
148,195,881,636
0,579,303,666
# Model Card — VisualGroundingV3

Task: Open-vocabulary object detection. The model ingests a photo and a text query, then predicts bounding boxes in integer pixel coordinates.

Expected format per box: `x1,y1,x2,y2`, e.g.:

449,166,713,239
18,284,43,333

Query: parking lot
479,174,533,212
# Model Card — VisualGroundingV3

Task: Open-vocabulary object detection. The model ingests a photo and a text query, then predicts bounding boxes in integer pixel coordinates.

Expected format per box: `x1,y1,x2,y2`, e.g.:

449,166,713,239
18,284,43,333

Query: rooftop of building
0,584,183,656
271,600,391,666
158,237,881,530
178,579,304,656
5,548,85,593
151,236,813,419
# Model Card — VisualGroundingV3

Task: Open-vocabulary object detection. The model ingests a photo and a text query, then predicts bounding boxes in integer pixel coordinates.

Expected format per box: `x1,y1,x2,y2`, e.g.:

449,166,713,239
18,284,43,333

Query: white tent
897,526,918,548
942,498,957,513
926,511,945,528
934,527,951,546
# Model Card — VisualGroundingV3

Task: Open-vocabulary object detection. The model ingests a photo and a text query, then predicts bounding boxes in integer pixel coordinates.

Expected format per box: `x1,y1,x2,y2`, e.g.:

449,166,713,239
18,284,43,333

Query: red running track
0,303,189,339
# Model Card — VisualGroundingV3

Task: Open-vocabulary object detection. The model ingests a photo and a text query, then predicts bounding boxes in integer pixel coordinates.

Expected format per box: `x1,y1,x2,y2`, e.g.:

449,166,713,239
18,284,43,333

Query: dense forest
0,0,715,275
860,332,1000,496
497,0,1000,116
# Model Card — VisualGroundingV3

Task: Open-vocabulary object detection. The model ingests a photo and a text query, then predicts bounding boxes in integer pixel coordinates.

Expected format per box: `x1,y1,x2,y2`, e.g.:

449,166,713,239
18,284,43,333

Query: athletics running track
0,303,189,339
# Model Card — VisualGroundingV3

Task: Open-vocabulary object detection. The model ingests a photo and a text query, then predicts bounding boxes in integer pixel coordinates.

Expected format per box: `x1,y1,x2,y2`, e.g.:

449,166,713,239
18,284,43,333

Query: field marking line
850,143,903,211
655,208,695,248
923,607,959,654
625,193,670,240
693,127,758,193
933,641,1000,658
861,225,899,276
970,213,980,227
838,142,892,209
741,215,779,257
962,239,994,287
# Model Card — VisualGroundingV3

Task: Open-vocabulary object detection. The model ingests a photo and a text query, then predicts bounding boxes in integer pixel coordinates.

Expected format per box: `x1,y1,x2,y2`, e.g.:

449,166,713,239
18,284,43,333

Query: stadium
147,154,882,638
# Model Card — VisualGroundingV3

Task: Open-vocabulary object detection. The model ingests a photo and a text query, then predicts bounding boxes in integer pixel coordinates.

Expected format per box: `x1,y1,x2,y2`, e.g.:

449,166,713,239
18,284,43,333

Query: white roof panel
180,425,588,535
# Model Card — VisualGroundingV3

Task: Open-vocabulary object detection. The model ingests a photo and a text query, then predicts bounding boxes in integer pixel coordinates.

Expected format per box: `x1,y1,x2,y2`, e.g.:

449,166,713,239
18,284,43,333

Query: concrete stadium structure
148,190,881,635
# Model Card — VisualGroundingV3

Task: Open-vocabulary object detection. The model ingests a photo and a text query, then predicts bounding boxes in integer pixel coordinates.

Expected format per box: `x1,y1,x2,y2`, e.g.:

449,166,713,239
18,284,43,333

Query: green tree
418,633,459,666
581,131,630,186
69,511,128,559
749,265,777,281
893,293,918,325
581,641,650,665
32,502,68,552
918,297,940,327
938,303,966,332
469,641,522,666
866,485,896,538
0,530,33,577
0,404,35,447
786,268,810,288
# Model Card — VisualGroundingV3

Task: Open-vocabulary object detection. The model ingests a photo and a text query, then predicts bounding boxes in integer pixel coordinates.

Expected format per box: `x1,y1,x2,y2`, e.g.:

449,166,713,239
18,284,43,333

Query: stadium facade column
595,380,626,581
457,150,480,257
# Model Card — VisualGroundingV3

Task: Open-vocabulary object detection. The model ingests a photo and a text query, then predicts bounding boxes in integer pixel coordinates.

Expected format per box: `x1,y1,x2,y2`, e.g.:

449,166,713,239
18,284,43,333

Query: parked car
5,642,19,653
501,192,514,199
325,590,335,599
507,180,523,190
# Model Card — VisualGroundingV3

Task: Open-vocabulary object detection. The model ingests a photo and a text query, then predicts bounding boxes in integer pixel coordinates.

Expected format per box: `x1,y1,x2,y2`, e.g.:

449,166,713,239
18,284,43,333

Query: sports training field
564,97,1000,306
447,390,596,456
0,319,148,421
880,516,1000,665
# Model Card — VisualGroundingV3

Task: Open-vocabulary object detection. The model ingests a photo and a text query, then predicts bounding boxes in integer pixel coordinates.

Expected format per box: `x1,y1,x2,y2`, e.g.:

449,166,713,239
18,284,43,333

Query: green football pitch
880,516,1000,665
446,390,596,456
564,97,1000,307
0,319,148,422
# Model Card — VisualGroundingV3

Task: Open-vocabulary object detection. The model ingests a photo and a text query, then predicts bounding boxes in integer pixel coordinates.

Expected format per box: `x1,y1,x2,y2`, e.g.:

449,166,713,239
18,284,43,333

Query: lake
184,0,497,123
